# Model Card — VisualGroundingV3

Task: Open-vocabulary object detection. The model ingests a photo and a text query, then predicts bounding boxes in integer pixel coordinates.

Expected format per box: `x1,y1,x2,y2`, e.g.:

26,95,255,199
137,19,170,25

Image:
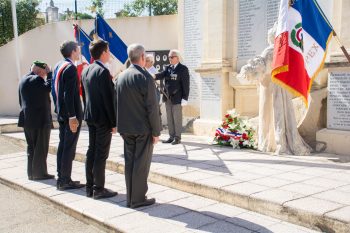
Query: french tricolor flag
272,0,333,106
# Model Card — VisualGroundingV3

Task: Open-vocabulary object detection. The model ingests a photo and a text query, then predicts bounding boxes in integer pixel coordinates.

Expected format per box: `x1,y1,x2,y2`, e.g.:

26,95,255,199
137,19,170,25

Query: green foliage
117,0,177,17
0,0,43,46
89,0,104,16
61,12,94,20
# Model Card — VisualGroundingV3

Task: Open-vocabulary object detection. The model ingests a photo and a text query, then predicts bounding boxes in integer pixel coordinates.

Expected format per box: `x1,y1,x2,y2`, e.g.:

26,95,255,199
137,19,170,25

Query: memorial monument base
316,129,350,156
193,119,221,136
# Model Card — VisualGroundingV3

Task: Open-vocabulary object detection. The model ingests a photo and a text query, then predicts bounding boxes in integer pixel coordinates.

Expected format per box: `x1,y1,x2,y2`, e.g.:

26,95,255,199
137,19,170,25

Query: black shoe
130,198,156,209
58,181,85,191
93,188,118,200
162,138,174,143
32,174,55,180
86,187,93,198
171,139,181,145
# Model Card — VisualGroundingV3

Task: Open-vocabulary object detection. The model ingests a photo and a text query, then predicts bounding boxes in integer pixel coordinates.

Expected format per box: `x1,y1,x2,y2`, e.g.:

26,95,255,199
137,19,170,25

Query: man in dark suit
18,61,55,180
155,49,190,145
52,41,84,190
81,39,118,199
115,43,161,208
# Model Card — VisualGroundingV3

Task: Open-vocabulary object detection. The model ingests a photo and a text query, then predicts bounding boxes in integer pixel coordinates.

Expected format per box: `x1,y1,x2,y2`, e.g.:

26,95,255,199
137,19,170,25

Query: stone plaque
327,72,350,130
183,0,202,106
237,0,280,70
200,76,221,120
236,0,332,71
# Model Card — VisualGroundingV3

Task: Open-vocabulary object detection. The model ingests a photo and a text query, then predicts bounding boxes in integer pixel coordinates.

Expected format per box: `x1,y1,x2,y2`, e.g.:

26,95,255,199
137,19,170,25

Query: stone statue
237,24,311,156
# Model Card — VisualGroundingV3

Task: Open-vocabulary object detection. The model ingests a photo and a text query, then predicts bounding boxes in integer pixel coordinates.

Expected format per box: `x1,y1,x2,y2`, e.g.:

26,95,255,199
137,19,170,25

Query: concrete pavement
0,151,319,233
1,117,350,232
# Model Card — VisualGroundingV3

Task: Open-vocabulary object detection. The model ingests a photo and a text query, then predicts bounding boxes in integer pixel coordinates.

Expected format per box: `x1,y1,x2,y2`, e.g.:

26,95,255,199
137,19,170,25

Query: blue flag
95,14,128,64
74,25,92,63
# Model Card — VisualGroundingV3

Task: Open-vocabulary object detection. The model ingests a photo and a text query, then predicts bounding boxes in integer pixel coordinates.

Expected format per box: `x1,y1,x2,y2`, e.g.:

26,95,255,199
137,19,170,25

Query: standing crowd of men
18,39,190,208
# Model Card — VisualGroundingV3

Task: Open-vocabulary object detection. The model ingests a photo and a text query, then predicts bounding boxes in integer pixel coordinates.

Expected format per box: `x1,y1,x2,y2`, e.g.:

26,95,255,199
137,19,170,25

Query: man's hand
69,118,79,133
181,99,188,106
111,127,117,134
45,65,52,74
153,136,159,144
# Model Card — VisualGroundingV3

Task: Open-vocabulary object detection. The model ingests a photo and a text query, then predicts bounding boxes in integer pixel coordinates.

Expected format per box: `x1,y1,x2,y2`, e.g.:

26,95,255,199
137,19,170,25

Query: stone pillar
192,0,235,135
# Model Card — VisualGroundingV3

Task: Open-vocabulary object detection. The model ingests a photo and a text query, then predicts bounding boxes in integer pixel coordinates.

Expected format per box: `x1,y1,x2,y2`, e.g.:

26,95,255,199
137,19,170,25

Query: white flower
227,109,240,118
230,139,239,149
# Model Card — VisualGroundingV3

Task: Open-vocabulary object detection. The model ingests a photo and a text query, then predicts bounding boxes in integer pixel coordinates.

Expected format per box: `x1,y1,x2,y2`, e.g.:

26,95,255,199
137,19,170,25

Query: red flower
215,132,219,137
242,133,248,140
225,114,230,118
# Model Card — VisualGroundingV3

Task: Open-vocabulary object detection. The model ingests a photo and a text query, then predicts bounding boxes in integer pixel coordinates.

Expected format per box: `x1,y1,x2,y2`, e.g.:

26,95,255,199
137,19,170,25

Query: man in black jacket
155,49,190,145
52,41,84,190
115,44,161,208
81,39,118,199
18,61,55,180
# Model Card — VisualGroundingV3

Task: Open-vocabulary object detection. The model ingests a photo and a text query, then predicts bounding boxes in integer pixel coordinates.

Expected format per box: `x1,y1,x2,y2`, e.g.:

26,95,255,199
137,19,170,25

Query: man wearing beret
18,61,55,180
52,41,84,190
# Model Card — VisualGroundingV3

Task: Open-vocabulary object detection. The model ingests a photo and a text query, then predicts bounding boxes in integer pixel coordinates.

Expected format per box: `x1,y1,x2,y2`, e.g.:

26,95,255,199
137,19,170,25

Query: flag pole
312,0,350,64
332,31,350,64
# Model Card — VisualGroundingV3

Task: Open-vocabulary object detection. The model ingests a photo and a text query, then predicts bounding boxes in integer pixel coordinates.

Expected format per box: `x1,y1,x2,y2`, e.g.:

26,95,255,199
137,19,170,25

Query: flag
74,24,91,96
95,14,128,64
271,0,333,105
74,24,92,63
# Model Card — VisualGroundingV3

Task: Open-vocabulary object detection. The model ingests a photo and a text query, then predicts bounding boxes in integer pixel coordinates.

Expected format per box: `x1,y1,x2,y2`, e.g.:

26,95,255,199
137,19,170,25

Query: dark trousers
165,100,182,140
57,120,81,184
121,133,153,205
24,127,51,178
85,123,112,190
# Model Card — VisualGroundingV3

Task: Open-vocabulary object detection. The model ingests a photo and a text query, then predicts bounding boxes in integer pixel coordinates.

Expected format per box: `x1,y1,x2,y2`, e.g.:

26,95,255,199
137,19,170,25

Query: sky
38,0,134,18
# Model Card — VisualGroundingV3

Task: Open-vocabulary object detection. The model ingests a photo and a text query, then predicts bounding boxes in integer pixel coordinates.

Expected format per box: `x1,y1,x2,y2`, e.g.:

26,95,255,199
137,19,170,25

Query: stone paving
3,128,350,232
0,152,319,233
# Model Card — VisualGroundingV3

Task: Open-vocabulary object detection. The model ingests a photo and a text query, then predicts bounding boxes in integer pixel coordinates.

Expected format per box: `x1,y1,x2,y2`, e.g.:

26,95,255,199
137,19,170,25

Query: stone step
2,131,350,233
0,152,319,233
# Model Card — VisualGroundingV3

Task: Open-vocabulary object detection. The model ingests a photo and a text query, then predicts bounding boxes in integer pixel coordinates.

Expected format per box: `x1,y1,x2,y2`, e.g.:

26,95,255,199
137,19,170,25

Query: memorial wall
327,71,350,130
183,0,202,111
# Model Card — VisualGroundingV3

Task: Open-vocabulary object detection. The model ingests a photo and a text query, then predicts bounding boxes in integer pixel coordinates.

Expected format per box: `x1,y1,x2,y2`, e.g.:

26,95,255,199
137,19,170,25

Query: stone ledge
0,177,120,233
316,129,350,156
2,134,349,233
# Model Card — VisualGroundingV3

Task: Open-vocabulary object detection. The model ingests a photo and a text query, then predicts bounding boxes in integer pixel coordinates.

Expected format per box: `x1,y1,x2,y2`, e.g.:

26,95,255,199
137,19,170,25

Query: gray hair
127,43,145,63
169,49,184,63
145,54,154,64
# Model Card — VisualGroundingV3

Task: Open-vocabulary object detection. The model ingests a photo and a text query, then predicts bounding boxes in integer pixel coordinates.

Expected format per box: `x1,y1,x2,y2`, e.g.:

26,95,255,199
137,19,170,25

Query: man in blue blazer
52,41,84,190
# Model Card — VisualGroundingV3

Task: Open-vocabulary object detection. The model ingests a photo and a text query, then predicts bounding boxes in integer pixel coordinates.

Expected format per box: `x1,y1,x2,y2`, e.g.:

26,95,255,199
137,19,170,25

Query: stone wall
0,15,178,116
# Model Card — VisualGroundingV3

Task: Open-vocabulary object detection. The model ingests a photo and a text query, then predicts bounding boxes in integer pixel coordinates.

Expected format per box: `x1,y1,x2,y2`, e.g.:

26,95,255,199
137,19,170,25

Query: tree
61,11,94,21
89,0,105,17
117,0,177,17
0,0,44,46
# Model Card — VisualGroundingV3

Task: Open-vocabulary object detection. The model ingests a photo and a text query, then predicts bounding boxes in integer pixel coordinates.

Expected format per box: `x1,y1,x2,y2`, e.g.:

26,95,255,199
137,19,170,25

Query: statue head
237,56,267,83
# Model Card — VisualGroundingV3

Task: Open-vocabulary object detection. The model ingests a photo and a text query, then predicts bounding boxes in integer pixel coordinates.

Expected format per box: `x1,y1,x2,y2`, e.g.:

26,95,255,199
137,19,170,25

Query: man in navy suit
18,61,55,180
52,41,84,190
81,39,118,199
